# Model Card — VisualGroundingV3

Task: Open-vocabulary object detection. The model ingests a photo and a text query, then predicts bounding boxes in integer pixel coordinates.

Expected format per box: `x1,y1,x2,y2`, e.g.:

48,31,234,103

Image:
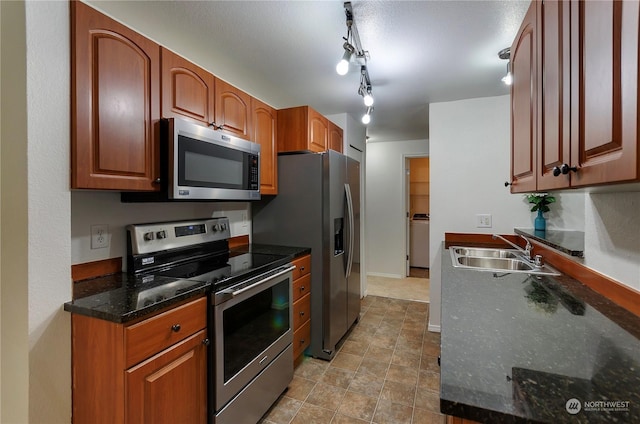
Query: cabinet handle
299,339,305,344
300,286,305,291
300,266,305,271
553,163,578,176
153,177,161,184
171,324,181,332
202,338,210,346
299,311,305,317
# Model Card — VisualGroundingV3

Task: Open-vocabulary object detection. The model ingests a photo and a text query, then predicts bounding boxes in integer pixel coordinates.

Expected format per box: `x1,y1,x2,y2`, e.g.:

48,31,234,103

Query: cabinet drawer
292,255,311,280
125,297,207,368
293,292,311,331
293,319,311,360
292,273,311,303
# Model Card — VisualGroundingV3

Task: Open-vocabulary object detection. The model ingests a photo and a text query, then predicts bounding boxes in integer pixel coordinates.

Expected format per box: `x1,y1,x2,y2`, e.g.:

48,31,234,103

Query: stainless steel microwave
123,118,260,202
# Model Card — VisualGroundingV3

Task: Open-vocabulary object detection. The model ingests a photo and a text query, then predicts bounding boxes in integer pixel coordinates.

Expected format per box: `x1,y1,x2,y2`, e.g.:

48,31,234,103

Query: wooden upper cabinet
161,47,215,126
278,106,329,153
510,0,640,191
71,1,160,191
509,1,537,193
537,0,571,191
328,121,344,153
252,98,278,195
569,0,639,187
214,79,252,140
308,108,328,152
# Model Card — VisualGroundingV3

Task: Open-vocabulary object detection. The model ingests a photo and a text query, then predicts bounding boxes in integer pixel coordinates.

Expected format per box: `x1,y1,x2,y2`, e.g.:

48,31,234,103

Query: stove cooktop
154,251,291,292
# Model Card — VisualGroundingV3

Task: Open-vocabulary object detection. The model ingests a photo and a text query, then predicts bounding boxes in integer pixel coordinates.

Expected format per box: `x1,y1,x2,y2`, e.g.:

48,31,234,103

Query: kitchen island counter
440,243,640,423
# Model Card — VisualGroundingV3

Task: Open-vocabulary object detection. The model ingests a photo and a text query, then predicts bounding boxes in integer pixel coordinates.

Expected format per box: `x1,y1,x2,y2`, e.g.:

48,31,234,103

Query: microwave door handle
221,265,296,297
344,183,355,278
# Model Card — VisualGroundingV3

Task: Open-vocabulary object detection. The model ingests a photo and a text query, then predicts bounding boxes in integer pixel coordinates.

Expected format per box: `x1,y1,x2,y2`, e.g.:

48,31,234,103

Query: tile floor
366,274,430,303
260,295,445,424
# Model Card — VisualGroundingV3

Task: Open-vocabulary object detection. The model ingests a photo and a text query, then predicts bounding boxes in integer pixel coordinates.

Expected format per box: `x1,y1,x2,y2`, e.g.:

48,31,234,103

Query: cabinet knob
299,339,305,344
552,166,562,177
299,311,305,317
153,177,161,184
171,324,181,332
300,266,305,271
202,338,210,346
300,286,305,291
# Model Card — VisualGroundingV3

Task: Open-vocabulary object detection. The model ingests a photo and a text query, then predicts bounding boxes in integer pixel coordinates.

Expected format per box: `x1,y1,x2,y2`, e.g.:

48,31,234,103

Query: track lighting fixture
337,2,375,124
498,47,512,86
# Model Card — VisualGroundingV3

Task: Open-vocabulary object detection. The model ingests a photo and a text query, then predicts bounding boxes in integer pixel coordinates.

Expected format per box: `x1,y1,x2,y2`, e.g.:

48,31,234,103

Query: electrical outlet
476,214,492,228
91,224,109,249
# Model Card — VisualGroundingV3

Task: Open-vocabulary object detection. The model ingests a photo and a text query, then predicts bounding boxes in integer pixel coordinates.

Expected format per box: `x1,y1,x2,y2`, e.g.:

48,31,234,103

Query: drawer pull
202,338,210,346
300,286,305,291
259,355,269,365
299,311,305,317
300,266,305,271
299,339,305,344
171,324,181,333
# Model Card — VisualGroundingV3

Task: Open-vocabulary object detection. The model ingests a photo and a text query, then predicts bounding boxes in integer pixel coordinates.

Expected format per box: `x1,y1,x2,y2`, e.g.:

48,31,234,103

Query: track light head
336,42,355,76
498,47,512,85
362,106,373,125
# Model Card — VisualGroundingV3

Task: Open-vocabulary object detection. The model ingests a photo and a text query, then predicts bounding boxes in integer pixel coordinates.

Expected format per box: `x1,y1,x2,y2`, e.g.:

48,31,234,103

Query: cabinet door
161,47,215,126
252,99,278,195
126,330,208,424
328,121,343,153
308,108,328,152
537,0,571,190
570,0,639,187
215,79,252,140
509,2,537,193
71,1,160,191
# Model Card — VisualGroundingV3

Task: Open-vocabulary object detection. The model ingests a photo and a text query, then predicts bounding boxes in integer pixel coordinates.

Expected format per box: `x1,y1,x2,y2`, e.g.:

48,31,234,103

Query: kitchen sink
449,246,561,276
451,247,520,259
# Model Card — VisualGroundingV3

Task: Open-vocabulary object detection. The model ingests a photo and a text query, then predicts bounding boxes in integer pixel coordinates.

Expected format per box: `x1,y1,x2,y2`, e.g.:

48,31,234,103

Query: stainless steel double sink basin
449,246,561,276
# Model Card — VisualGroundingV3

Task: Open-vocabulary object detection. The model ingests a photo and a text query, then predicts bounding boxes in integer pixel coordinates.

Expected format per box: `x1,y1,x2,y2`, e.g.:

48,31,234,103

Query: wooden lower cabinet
71,297,208,424
291,254,312,362
126,330,207,424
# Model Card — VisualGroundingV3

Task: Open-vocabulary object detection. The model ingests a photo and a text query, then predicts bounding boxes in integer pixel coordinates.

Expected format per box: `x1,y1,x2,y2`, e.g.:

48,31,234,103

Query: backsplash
71,191,251,270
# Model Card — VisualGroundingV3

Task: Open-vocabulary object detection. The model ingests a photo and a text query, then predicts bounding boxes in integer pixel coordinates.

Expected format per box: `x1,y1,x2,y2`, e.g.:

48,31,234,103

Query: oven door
213,265,294,411
169,117,260,200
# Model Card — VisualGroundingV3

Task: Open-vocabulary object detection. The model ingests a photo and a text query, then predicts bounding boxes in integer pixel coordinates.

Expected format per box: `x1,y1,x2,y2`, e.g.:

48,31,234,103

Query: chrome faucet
492,234,533,261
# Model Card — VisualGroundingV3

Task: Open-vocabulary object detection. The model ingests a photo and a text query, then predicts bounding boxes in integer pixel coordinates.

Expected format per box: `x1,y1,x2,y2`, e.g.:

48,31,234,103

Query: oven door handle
221,265,296,297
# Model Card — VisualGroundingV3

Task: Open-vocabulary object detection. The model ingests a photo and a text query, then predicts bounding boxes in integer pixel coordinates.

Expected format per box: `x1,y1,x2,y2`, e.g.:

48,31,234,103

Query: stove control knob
211,225,218,232
156,230,167,239
143,231,155,241
220,223,227,231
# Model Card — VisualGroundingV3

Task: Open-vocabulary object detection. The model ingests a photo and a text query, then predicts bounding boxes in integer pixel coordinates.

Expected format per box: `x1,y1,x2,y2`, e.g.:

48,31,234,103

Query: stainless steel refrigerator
252,150,360,360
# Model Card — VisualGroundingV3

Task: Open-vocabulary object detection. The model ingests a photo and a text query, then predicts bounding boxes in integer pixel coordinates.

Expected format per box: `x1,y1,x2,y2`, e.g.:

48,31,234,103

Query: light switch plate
476,214,492,228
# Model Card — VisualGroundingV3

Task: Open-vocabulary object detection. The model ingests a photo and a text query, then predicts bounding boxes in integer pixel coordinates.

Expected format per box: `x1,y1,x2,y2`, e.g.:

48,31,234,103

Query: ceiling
88,0,530,142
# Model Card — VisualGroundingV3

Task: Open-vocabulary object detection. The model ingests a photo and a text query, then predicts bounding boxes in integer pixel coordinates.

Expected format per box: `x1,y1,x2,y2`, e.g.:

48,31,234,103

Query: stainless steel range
127,218,294,424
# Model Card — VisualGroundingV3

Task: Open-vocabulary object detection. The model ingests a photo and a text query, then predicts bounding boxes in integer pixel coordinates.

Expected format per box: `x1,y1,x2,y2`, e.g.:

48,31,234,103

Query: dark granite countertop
515,228,585,257
440,243,640,423
64,244,310,323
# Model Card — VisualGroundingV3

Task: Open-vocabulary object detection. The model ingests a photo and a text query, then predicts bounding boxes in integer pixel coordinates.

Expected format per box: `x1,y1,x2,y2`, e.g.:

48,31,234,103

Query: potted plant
525,193,555,231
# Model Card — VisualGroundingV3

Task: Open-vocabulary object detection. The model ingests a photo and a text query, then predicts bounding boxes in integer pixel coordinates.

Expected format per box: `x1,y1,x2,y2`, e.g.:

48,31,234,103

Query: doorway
405,156,430,278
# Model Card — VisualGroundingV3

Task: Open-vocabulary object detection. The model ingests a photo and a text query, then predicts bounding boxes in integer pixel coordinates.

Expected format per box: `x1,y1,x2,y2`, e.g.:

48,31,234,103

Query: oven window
222,278,290,382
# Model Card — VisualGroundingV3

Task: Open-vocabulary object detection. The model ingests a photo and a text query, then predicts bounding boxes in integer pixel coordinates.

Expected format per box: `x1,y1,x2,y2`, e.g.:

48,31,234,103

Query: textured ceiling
87,0,530,142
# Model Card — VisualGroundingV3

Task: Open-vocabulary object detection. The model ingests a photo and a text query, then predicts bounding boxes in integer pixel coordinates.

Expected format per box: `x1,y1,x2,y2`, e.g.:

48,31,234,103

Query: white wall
583,192,640,290
71,192,250,267
1,1,30,421
25,1,72,421
366,139,428,278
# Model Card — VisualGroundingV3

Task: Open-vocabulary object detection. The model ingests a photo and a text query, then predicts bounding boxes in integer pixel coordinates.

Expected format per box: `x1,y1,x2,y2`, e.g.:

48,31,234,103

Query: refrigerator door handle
344,183,355,278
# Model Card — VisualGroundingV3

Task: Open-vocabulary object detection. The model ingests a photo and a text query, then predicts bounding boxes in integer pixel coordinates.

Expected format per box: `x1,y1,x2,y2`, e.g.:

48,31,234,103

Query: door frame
403,154,429,277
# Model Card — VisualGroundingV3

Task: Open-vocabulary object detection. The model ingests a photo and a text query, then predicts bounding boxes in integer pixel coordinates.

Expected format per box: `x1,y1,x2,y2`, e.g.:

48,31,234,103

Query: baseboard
428,322,441,333
367,272,404,279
